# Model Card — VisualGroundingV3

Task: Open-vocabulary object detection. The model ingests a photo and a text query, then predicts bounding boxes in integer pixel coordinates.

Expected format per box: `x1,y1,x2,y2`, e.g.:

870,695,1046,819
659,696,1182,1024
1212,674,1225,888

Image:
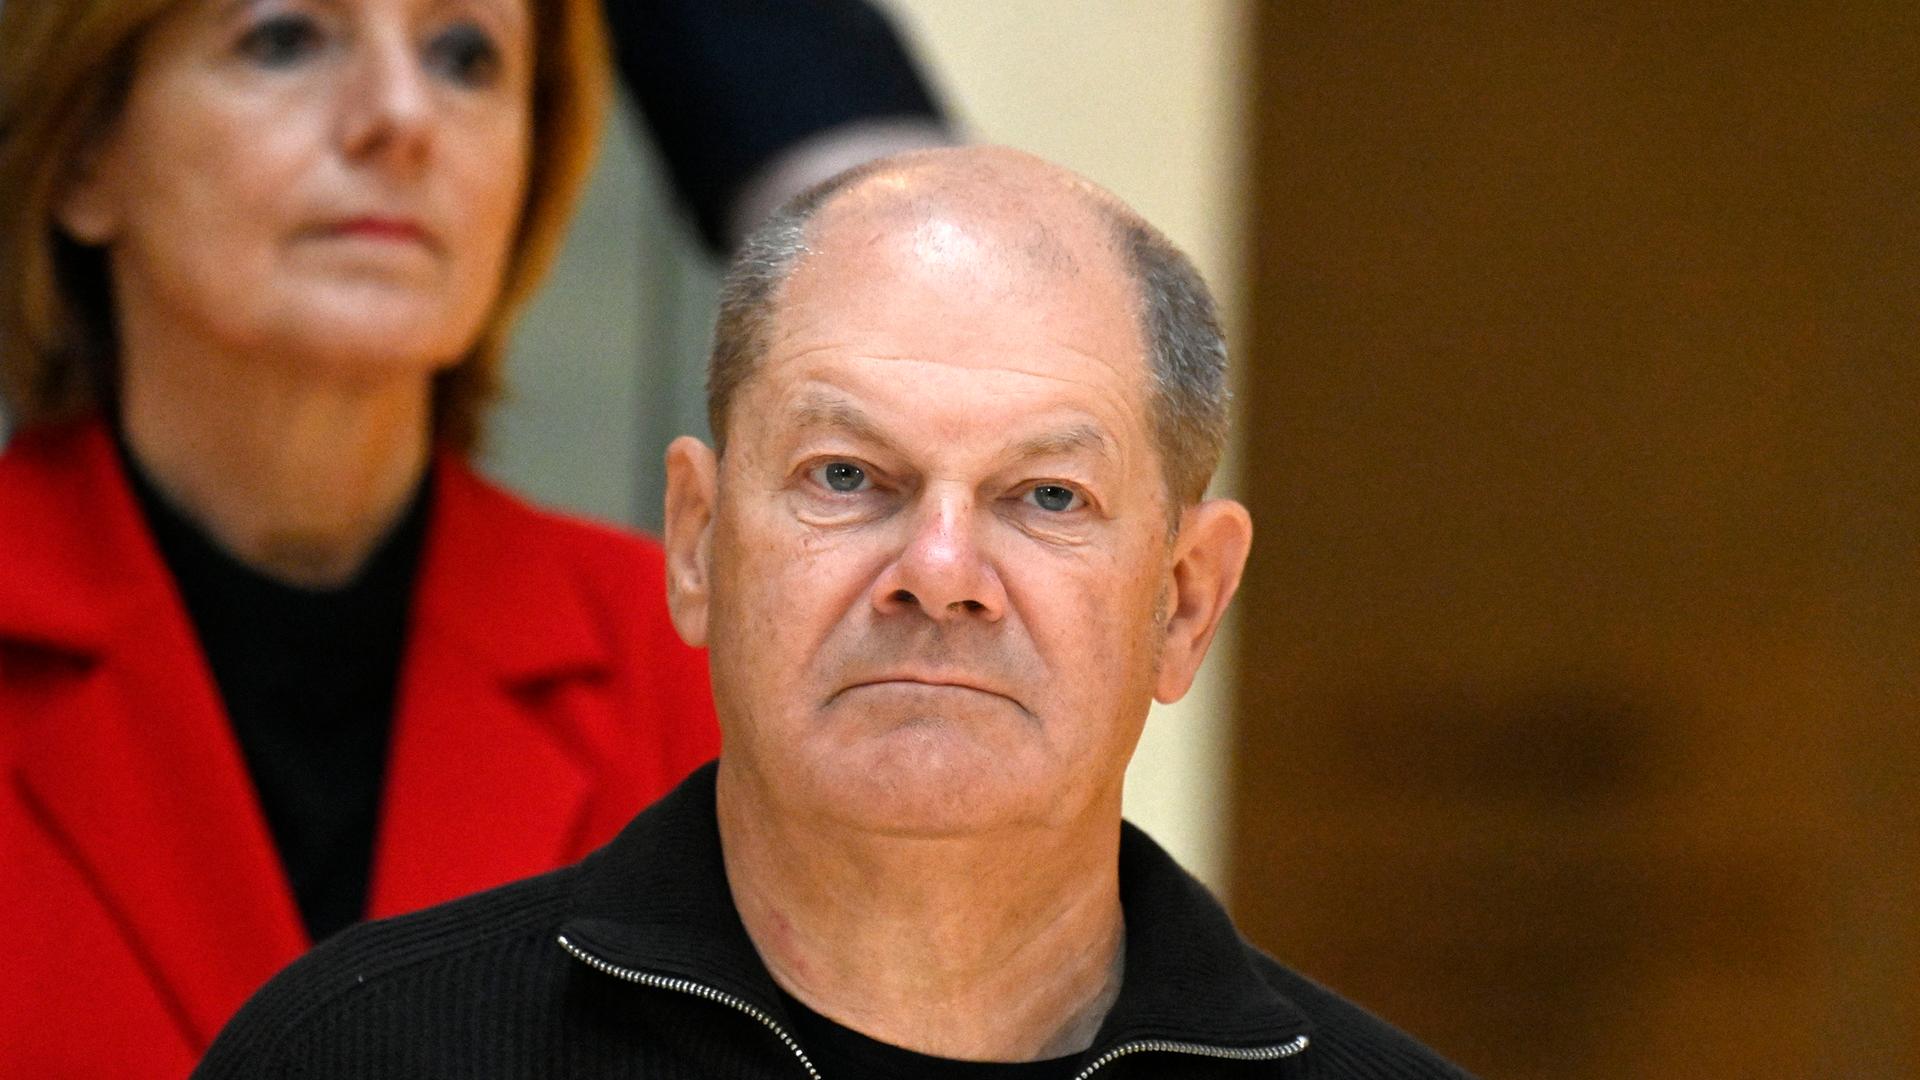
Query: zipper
1073,1034,1310,1079
559,933,1309,1080
558,933,823,1079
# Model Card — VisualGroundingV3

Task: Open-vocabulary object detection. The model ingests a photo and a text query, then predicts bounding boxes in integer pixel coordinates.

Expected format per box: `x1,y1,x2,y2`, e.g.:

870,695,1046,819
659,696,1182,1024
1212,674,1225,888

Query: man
196,147,1472,1079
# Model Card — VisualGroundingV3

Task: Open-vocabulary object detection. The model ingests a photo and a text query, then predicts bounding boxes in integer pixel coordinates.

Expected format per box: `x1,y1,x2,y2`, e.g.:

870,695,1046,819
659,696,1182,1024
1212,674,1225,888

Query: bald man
196,148,1473,1080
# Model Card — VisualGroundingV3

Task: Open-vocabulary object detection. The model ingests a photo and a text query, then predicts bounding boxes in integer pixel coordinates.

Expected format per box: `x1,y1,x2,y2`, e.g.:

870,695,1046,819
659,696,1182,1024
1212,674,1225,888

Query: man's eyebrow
1007,423,1119,466
786,393,1115,466
787,392,896,448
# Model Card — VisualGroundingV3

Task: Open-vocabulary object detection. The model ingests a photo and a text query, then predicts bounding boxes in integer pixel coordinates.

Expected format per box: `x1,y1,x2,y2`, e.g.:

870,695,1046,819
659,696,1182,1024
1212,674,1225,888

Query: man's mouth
836,676,1018,706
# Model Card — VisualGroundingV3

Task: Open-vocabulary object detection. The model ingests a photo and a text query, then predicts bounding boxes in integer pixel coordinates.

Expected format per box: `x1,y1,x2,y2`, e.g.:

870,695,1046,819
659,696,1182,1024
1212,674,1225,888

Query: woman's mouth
326,217,431,244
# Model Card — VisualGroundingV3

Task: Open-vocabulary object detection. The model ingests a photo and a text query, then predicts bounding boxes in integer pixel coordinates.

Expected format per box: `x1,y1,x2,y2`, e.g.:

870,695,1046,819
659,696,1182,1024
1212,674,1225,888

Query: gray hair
707,163,1230,507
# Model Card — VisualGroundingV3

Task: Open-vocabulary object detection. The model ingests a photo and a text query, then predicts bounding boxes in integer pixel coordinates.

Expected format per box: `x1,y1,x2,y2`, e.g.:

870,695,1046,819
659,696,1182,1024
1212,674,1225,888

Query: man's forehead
723,152,1166,475
766,201,1146,387
806,181,1115,296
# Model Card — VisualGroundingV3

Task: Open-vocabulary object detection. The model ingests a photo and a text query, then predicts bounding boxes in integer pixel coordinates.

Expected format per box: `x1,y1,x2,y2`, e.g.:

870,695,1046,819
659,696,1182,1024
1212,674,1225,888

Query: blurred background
477,2,1912,1076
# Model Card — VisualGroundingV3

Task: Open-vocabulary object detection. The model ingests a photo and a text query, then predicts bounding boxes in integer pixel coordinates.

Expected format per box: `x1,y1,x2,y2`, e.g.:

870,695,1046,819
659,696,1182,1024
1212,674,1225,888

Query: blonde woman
0,0,719,1072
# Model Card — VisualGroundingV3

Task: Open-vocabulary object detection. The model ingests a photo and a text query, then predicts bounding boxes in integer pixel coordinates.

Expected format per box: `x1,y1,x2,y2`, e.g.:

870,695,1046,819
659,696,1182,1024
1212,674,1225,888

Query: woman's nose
337,33,433,173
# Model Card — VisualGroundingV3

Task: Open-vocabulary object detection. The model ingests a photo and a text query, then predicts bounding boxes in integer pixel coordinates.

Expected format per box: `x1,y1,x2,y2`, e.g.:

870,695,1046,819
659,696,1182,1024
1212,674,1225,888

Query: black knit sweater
195,764,1473,1079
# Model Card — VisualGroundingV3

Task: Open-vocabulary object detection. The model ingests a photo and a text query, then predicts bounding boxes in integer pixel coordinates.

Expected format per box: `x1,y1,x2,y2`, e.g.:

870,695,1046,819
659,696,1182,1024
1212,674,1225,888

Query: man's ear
663,436,719,648
1153,498,1253,704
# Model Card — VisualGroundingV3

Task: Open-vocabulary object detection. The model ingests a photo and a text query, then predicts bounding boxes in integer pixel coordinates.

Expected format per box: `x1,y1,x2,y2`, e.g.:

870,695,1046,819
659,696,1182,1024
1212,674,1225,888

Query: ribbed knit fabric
195,765,1475,1079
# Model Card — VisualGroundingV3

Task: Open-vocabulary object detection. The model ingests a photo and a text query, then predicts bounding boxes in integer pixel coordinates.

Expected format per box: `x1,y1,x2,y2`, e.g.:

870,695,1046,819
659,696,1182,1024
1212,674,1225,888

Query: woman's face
58,0,533,379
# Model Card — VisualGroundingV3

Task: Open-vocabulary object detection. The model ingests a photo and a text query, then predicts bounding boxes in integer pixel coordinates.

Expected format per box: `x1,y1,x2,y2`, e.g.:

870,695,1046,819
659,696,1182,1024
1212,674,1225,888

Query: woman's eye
814,461,870,493
425,22,504,87
238,14,325,68
1027,484,1083,513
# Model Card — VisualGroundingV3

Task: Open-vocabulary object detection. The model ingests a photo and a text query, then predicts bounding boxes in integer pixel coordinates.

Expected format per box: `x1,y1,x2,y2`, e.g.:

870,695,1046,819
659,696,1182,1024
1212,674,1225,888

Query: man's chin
798,730,1055,838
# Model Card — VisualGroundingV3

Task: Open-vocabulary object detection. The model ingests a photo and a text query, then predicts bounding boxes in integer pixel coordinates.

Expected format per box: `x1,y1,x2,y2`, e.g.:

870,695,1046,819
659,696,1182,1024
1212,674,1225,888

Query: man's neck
716,765,1127,1062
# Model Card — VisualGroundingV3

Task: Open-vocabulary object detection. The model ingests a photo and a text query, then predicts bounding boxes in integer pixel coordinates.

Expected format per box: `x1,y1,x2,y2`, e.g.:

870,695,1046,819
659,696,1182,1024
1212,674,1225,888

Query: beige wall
886,0,1253,889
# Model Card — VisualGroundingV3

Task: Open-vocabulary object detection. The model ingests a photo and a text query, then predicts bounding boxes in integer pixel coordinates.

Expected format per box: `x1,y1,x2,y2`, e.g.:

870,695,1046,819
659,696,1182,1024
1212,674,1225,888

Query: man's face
674,204,1215,835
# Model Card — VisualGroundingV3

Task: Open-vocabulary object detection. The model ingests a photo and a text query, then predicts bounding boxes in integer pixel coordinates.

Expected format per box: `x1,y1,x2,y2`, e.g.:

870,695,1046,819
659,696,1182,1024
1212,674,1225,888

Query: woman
0,0,718,1072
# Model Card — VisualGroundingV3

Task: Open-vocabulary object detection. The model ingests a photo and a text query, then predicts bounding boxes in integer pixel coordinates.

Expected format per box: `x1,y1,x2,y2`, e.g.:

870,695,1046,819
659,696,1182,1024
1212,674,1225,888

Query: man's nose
337,34,433,173
871,491,1007,622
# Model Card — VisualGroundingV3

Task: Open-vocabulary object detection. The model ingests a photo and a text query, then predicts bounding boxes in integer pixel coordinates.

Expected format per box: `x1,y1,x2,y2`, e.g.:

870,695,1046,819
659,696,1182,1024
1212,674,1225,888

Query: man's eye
1027,484,1082,512
238,14,325,68
425,22,504,87
817,462,869,493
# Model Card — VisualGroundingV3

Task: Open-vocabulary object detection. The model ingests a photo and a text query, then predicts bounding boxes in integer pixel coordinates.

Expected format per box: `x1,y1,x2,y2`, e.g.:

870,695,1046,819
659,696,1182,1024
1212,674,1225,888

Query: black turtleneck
118,436,431,943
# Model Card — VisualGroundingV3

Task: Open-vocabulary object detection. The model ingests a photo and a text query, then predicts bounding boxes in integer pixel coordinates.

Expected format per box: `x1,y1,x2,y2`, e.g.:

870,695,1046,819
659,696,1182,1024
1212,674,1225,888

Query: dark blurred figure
607,0,952,253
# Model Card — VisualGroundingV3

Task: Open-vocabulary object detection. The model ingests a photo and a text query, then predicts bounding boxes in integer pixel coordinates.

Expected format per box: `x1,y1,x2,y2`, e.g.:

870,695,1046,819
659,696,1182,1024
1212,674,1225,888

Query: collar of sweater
556,762,1312,1061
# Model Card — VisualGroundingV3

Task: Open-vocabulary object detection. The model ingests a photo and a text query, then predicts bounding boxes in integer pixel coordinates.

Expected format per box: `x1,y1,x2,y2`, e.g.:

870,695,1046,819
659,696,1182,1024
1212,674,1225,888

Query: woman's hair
0,0,609,453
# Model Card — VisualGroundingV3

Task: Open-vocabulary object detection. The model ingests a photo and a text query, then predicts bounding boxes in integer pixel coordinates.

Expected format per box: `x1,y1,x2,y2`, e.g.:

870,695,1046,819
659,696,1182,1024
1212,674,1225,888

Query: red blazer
0,420,720,1076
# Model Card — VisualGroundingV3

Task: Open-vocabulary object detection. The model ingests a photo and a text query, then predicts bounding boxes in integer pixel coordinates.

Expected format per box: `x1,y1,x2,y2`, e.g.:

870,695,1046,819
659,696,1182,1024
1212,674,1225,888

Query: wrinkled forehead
728,200,1160,487
776,186,1147,372
784,225,1139,399
810,170,1128,291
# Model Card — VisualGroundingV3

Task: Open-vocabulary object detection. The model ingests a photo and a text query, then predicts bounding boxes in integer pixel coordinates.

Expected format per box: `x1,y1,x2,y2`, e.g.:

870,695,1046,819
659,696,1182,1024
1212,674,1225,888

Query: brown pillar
1231,4,1917,1077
